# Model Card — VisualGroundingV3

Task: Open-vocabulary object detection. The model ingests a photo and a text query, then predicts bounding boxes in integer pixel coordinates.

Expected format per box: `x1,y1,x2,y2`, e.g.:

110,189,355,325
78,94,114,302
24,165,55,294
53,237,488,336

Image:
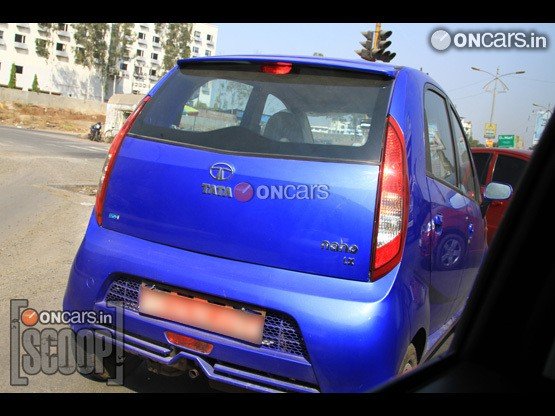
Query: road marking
66,144,106,152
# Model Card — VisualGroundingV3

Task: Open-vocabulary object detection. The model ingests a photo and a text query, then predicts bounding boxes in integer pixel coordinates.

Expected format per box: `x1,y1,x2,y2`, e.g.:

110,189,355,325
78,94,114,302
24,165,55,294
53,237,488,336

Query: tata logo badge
209,163,234,181
203,163,235,198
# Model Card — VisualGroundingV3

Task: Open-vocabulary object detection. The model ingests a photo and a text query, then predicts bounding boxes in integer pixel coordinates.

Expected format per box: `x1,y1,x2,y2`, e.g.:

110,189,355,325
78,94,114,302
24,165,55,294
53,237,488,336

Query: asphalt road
0,126,452,393
0,126,213,392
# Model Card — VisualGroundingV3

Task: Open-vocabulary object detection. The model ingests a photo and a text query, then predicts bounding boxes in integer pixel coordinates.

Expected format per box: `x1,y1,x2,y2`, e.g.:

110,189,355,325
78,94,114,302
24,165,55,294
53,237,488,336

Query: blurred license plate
138,284,265,344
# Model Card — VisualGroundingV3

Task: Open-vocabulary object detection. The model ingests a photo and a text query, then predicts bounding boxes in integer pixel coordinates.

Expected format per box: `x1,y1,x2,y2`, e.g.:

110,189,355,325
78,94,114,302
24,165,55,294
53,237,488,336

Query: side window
492,155,528,191
260,94,287,134
471,153,492,187
450,108,477,199
424,90,457,187
178,79,253,132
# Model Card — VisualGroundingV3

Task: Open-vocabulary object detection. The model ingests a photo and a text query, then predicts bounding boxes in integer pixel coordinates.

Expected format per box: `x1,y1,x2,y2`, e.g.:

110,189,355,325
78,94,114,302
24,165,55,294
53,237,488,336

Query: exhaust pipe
188,368,200,379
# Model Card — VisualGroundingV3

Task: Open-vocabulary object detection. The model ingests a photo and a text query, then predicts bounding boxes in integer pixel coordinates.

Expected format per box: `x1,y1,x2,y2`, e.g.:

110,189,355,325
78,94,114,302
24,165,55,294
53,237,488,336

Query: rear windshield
130,62,393,163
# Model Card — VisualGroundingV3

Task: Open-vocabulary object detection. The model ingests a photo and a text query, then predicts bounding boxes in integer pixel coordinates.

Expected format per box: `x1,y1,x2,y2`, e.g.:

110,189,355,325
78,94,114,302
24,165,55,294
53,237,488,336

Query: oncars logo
209,163,235,181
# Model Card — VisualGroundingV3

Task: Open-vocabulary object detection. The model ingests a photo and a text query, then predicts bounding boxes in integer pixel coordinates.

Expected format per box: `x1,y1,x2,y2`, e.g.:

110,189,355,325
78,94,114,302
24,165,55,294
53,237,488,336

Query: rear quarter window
130,63,393,163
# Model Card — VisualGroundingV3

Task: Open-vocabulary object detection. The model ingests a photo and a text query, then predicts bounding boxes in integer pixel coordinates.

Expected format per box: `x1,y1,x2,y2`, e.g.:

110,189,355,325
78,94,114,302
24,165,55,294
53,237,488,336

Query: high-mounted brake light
370,115,409,281
95,95,151,226
261,62,293,75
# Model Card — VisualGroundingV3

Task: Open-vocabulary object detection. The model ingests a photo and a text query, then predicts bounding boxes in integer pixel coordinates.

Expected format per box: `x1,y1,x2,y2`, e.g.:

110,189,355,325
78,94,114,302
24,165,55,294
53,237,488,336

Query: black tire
73,337,142,382
398,343,418,375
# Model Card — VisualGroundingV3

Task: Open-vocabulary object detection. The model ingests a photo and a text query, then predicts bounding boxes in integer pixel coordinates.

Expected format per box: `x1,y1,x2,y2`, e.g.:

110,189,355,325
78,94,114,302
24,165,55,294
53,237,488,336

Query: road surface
0,126,213,392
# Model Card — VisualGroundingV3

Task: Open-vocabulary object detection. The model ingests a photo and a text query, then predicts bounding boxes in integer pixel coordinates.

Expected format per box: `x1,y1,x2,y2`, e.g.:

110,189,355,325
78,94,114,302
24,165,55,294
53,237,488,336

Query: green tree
35,39,50,59
154,23,165,35
471,139,485,147
468,136,484,147
160,23,192,72
8,64,17,89
72,23,109,100
31,75,40,92
35,23,54,59
106,23,134,98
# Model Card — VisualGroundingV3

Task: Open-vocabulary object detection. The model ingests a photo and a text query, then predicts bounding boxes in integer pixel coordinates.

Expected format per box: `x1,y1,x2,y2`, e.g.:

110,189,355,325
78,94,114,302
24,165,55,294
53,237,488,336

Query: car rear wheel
398,343,418,375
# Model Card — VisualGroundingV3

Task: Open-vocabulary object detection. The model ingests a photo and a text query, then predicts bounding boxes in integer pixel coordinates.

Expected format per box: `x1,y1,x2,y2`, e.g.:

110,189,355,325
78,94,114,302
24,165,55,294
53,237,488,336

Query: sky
216,23,555,148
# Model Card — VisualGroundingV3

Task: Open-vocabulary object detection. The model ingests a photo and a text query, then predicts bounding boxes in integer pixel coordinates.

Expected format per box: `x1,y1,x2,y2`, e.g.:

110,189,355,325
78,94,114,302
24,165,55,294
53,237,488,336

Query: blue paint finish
63,59,487,392
104,138,379,281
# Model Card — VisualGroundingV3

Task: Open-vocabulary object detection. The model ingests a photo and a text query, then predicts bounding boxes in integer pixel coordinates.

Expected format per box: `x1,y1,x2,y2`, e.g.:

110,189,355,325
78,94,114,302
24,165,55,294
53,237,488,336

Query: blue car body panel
64,56,486,392
102,137,379,281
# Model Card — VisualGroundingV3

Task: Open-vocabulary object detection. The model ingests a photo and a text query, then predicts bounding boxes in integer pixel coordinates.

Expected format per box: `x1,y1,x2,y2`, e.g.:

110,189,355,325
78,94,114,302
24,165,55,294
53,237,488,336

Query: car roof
471,147,533,158
177,54,400,78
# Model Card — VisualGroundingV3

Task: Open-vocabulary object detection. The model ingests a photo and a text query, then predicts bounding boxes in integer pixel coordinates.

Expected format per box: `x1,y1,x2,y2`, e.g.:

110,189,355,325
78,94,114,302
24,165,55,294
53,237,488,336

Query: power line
508,75,555,84
448,80,484,92
453,91,488,100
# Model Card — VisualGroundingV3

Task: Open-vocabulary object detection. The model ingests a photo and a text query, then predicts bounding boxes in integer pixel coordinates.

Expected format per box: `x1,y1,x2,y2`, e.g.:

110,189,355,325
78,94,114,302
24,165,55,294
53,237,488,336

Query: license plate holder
138,284,266,345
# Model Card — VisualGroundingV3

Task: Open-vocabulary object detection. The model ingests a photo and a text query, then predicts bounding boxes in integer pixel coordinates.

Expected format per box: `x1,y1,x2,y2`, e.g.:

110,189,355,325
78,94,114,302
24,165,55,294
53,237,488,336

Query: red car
471,147,532,245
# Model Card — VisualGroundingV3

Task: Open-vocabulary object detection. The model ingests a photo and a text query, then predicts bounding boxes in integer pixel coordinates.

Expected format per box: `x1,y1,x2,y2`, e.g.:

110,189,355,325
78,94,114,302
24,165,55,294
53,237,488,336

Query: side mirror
484,182,513,201
480,182,513,217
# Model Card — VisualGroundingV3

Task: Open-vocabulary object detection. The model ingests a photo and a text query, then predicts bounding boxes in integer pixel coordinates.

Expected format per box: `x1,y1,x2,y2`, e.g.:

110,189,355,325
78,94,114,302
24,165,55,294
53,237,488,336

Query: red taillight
95,95,151,226
261,62,292,75
165,331,214,354
370,115,409,281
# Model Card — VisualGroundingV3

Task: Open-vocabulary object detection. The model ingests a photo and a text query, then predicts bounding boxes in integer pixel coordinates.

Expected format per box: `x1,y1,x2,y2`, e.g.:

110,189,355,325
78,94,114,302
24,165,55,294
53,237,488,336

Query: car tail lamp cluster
95,95,151,226
371,116,409,281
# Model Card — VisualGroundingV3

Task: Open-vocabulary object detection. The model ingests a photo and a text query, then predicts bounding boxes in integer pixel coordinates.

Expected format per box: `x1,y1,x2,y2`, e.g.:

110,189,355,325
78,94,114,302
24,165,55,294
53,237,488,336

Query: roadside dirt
0,101,105,136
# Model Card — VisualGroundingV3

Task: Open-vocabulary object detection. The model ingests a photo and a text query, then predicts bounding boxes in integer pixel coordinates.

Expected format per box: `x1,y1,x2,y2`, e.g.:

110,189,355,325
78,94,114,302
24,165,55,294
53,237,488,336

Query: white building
0,23,218,101
461,118,473,139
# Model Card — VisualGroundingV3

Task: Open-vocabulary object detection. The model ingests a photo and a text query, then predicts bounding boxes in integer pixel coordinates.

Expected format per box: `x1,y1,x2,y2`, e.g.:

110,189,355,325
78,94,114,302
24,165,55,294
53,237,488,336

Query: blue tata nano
64,55,502,392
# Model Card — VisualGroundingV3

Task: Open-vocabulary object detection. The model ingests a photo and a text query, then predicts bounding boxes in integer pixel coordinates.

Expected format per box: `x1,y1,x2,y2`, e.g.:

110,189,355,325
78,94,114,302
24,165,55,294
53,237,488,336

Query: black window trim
472,151,493,187
423,84,464,197
446,101,481,204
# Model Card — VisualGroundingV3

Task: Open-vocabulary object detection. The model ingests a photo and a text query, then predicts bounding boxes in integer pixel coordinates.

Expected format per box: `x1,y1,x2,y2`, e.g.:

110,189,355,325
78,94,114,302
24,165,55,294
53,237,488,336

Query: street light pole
471,66,526,124
489,67,500,123
533,102,553,116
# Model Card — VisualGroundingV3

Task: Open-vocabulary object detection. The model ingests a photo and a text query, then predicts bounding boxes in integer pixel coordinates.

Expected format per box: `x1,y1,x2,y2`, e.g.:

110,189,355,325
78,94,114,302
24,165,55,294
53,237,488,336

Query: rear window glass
130,63,393,162
492,155,528,190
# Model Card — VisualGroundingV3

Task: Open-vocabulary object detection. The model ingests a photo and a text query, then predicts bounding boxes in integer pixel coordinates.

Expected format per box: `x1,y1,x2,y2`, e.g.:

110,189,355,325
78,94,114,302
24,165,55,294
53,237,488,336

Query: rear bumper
64,214,410,393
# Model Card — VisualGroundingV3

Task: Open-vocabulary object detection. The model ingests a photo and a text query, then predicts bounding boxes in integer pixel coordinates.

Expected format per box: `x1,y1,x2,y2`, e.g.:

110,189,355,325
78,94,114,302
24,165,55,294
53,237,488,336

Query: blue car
64,55,492,393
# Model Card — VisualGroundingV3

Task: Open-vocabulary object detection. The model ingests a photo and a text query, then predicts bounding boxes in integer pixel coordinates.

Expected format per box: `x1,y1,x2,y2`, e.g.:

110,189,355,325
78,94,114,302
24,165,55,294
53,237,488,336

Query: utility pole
489,67,499,123
373,23,382,50
471,66,526,124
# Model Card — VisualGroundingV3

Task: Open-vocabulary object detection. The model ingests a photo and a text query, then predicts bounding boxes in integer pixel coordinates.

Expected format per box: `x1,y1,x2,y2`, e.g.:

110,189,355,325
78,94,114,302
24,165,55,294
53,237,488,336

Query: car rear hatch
99,60,395,282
